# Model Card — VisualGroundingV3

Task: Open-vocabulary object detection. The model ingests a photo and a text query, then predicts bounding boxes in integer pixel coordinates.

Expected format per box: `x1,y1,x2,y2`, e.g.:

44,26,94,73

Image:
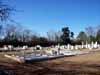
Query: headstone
67,44,70,50
4,45,8,50
35,45,42,50
8,45,13,51
94,41,98,48
91,41,94,49
64,45,67,49
71,46,74,50
85,43,88,49
88,44,92,50
75,45,78,50
23,45,28,50
97,44,99,48
81,42,84,48
60,45,64,50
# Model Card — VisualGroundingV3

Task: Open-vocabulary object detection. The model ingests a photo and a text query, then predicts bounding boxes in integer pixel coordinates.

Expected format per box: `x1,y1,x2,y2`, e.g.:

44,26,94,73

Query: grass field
0,50,100,75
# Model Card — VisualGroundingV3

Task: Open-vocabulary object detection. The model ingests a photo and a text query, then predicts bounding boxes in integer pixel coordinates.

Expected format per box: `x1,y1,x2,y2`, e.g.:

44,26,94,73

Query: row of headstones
2,45,42,51
3,45,28,50
2,41,99,51
54,42,99,50
35,42,99,51
48,42,99,55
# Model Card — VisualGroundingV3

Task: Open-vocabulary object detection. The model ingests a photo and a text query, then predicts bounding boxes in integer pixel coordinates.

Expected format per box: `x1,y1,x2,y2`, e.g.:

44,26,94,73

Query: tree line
0,24,75,47
76,25,100,44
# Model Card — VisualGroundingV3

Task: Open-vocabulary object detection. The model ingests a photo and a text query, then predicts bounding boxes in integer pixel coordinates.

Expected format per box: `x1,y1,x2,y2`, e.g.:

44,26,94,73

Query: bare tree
22,29,32,42
0,1,11,21
85,26,96,37
85,26,96,42
54,31,62,42
47,30,56,41
77,31,89,43
4,24,17,41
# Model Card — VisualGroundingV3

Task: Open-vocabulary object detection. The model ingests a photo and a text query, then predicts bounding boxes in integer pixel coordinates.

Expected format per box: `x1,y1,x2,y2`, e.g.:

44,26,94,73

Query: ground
0,50,100,75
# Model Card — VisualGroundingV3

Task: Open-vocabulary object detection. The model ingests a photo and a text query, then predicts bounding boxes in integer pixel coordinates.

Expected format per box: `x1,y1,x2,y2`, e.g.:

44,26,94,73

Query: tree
31,35,39,46
61,27,74,44
96,29,100,43
38,37,48,46
0,25,3,39
47,30,56,41
54,31,62,43
4,24,17,42
77,31,88,44
47,30,62,43
0,2,11,21
85,26,96,42
22,29,32,42
71,32,74,39
85,26,95,36
0,1,13,42
89,35,96,42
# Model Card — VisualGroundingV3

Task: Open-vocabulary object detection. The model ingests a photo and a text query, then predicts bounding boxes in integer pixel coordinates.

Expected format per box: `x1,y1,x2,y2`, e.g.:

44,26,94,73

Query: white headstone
85,43,88,49
67,44,70,50
88,44,92,50
94,41,98,48
4,45,8,50
8,45,13,50
75,45,78,50
91,42,94,49
81,42,84,48
60,45,64,50
35,45,42,50
71,46,74,50
23,45,28,50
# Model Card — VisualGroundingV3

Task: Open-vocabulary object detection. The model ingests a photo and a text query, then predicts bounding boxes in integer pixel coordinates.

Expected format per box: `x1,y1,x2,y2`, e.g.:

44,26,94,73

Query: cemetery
1,42,100,75
3,41,100,63
0,0,100,75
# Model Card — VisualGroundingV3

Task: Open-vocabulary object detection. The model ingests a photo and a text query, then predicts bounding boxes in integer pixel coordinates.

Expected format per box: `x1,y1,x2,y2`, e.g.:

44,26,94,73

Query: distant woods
77,25,100,44
0,1,100,47
0,23,75,47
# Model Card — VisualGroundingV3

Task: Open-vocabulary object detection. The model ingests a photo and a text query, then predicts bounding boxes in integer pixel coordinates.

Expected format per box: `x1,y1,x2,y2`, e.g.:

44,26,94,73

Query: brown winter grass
0,49,100,75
